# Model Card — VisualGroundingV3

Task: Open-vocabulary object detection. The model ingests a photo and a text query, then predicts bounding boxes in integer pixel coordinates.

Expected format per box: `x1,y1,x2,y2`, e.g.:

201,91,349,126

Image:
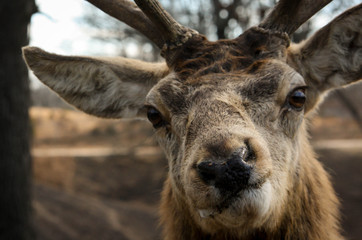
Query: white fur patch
243,180,272,218
198,209,216,218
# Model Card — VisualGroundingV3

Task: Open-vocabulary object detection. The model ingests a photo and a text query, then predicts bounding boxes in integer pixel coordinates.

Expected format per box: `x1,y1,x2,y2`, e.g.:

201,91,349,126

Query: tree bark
0,0,36,239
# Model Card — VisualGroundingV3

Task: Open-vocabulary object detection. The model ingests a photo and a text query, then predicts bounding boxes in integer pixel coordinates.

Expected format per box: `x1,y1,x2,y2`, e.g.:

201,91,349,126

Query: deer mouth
196,177,269,220
194,181,273,230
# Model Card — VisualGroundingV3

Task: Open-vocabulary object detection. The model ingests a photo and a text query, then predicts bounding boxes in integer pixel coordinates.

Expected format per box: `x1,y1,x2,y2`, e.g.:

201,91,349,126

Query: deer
23,0,361,239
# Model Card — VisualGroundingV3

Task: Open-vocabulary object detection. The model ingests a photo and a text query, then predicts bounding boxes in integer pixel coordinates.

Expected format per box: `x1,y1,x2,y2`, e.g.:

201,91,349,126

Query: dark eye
146,107,165,128
288,88,306,110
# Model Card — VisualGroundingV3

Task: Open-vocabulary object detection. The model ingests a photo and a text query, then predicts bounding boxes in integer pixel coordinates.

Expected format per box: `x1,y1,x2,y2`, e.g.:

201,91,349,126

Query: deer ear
287,4,362,112
23,47,169,118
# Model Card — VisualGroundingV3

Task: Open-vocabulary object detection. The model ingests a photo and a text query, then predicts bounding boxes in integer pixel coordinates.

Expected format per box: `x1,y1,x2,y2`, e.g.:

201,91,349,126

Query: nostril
197,161,218,184
231,141,255,163
245,140,256,162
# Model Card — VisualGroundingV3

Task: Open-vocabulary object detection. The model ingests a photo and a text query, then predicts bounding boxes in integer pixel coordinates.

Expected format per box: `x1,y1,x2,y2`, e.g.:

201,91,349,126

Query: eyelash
285,86,308,111
146,106,167,129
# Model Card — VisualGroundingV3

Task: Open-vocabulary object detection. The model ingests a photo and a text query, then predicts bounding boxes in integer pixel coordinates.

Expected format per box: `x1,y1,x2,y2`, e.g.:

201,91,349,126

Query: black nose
196,147,252,193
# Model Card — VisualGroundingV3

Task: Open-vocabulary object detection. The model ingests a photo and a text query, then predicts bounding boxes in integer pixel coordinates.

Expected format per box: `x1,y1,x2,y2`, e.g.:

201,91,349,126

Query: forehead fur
151,59,302,120
147,27,294,119
170,27,290,81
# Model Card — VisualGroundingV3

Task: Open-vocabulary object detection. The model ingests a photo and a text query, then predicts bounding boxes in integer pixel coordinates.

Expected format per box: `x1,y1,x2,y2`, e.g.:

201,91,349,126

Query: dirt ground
317,148,362,239
29,106,362,240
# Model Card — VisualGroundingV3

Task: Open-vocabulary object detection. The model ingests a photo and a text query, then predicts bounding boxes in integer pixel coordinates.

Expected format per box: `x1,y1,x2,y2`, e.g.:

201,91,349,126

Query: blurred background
1,0,361,239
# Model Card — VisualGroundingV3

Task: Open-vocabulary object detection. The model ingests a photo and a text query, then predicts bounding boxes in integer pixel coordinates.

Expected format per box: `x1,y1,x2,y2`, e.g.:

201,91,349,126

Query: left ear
23,47,169,119
287,4,362,112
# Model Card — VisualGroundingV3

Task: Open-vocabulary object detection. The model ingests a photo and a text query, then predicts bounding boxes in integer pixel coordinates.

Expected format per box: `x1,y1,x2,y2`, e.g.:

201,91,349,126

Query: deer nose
196,147,252,193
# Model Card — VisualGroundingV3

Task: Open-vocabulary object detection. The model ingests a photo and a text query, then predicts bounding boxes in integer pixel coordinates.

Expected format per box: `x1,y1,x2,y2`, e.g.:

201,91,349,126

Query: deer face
23,0,361,236
144,31,307,229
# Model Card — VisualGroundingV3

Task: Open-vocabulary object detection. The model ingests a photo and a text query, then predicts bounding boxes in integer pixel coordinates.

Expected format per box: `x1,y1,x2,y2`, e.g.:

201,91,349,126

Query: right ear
22,47,169,118
286,4,361,113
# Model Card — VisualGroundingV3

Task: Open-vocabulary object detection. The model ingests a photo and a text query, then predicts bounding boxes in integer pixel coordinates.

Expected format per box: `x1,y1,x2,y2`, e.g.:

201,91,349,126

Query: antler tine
259,0,332,35
87,0,197,61
134,0,197,54
86,0,164,48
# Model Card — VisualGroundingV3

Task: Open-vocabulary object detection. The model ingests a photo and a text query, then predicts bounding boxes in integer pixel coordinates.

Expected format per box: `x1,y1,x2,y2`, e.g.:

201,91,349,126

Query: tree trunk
0,1,36,239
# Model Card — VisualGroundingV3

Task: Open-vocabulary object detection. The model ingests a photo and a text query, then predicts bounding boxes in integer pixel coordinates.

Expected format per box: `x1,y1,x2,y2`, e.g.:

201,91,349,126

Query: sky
29,0,120,87
31,0,95,55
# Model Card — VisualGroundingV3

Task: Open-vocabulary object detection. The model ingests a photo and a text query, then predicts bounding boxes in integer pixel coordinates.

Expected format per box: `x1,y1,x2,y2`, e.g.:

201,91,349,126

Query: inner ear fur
287,4,362,113
23,47,169,118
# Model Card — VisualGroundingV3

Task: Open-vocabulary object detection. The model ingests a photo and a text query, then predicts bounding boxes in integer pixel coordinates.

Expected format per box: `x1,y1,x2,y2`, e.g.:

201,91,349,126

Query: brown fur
22,3,362,240
153,66,343,239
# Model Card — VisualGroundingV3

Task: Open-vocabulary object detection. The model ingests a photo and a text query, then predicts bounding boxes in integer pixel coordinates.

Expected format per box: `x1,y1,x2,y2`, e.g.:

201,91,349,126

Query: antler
259,0,332,35
134,0,196,50
86,0,163,48
86,0,197,55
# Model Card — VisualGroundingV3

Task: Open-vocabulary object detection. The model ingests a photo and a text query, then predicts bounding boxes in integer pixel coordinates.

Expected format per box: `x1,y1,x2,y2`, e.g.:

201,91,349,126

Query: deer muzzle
196,146,253,195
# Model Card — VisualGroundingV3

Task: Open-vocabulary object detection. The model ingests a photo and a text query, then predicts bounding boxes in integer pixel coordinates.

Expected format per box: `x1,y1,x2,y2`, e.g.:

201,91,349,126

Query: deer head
23,0,361,238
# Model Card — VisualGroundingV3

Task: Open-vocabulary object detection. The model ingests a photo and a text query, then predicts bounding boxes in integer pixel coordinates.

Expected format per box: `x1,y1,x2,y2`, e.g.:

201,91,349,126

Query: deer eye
146,107,165,128
288,87,307,111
